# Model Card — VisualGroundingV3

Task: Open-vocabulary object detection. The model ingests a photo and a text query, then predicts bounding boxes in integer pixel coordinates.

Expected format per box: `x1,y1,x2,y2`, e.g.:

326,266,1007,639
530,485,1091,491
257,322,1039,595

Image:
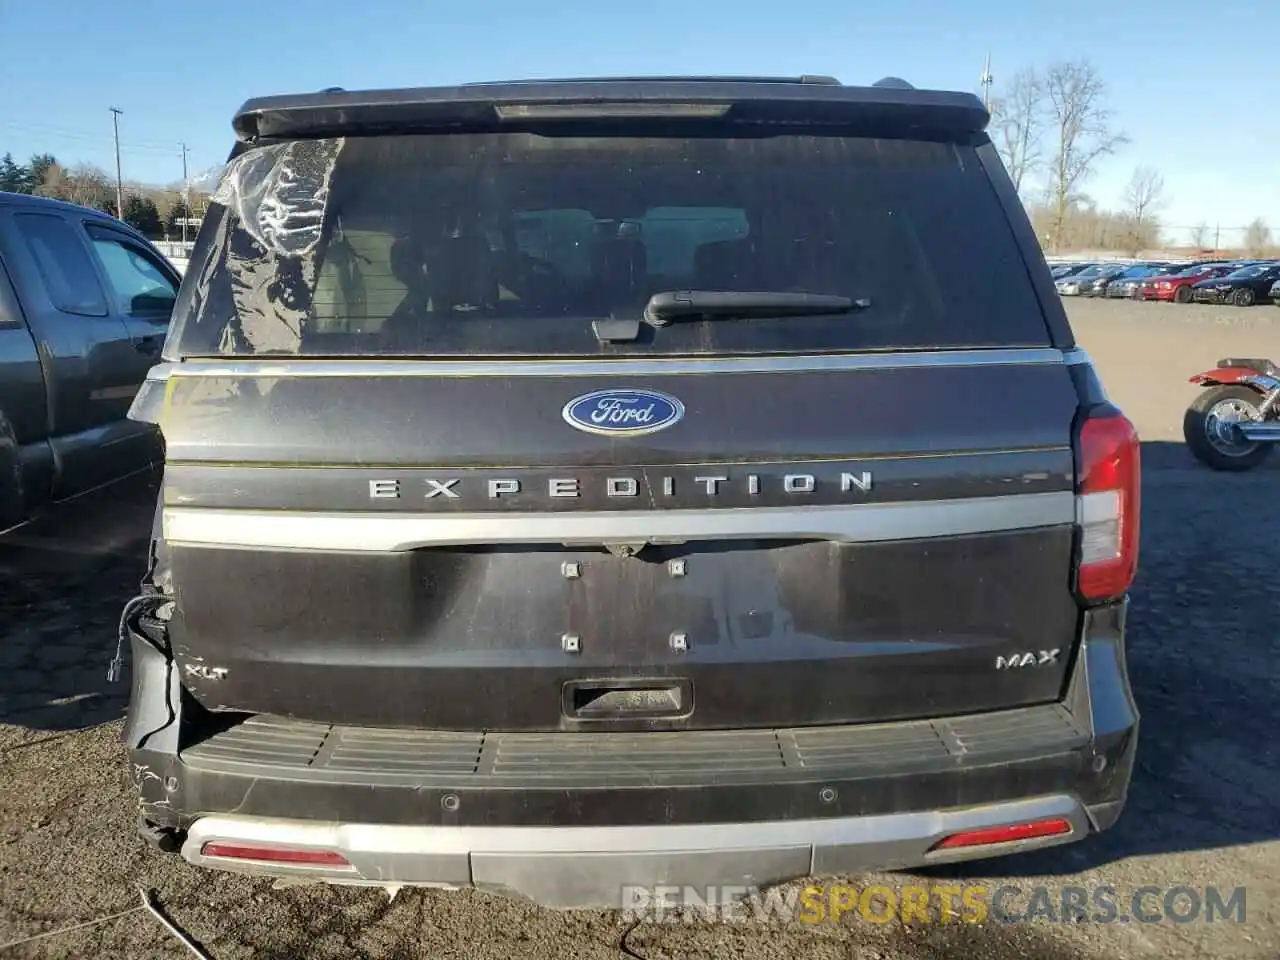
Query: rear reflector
200,842,352,868
931,817,1072,851
1075,413,1141,601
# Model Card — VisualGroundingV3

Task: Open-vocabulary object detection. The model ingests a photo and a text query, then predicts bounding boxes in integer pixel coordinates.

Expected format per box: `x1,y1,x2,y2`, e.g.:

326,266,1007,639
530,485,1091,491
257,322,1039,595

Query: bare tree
62,165,114,211
1043,60,1129,251
31,162,68,199
1123,166,1164,222
1026,200,1169,253
1121,166,1165,255
1244,218,1272,256
1189,222,1209,249
31,162,113,211
990,67,1044,195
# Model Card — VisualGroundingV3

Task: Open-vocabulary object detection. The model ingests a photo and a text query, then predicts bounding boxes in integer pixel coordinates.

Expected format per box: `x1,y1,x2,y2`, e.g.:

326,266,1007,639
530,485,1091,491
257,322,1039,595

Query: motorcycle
1184,358,1280,471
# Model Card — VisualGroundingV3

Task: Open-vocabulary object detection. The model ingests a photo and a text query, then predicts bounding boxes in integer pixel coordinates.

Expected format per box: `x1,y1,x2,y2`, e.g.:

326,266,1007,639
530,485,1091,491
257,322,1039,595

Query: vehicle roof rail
872,76,915,90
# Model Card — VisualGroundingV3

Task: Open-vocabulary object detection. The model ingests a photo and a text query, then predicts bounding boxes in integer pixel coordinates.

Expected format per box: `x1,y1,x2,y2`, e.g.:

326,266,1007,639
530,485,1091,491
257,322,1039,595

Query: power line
0,119,181,155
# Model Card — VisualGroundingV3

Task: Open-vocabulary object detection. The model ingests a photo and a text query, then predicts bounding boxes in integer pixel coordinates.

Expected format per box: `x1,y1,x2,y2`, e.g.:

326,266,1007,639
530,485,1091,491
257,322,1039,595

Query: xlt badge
562,388,684,437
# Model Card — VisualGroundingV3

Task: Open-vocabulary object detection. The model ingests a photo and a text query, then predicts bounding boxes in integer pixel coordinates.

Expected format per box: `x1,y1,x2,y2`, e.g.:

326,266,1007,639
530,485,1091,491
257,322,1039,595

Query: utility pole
178,141,191,245
1214,223,1220,253
109,107,124,221
979,53,994,112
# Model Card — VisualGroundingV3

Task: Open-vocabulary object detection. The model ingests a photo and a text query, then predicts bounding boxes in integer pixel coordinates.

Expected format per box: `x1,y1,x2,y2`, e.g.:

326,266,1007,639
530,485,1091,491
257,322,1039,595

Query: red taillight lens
1076,414,1141,601
200,842,352,868
931,817,1073,851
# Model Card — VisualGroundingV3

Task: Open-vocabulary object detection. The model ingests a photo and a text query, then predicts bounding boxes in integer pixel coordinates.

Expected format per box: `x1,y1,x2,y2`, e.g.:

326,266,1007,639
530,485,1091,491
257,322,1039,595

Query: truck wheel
1183,386,1272,471
1232,287,1256,307
1173,286,1193,303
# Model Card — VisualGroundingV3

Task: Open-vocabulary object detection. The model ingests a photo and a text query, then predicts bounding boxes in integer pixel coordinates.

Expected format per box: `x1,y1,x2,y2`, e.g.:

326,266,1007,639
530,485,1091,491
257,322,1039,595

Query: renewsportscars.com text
620,883,1247,926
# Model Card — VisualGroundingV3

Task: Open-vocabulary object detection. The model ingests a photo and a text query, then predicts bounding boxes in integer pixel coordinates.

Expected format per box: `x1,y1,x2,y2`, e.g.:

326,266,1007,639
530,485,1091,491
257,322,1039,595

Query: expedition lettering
368,471,874,500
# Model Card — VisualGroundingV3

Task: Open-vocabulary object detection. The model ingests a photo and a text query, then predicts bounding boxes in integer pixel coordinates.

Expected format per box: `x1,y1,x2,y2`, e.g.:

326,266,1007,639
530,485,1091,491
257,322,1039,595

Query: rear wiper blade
643,290,870,326
590,291,871,343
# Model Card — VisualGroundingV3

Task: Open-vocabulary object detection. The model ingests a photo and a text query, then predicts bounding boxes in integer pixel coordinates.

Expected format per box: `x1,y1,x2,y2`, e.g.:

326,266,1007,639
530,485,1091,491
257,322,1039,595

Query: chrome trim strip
181,794,1087,907
163,491,1075,551
146,347,1068,381
1062,348,1092,366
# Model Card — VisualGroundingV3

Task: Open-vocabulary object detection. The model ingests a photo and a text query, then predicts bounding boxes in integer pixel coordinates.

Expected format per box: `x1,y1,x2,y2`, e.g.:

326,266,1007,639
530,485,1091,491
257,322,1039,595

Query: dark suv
121,76,1140,909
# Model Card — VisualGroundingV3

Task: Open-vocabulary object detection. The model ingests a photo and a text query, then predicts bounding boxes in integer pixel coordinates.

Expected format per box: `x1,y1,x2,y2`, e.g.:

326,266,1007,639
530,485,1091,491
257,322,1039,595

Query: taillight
1076,413,1141,601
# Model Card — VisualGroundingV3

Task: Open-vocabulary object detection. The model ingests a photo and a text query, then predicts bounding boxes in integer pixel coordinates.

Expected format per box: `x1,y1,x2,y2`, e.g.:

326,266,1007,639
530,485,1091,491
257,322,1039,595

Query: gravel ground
1,298,1278,959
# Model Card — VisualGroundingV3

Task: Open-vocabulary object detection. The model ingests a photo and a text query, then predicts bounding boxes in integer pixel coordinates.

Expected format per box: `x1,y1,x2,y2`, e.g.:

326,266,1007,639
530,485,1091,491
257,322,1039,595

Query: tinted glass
87,231,177,315
12,213,107,316
170,133,1051,358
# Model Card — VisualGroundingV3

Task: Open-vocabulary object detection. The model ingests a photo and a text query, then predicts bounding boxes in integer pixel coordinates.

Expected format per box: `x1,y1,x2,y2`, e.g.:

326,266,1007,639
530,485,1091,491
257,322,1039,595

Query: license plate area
560,541,802,664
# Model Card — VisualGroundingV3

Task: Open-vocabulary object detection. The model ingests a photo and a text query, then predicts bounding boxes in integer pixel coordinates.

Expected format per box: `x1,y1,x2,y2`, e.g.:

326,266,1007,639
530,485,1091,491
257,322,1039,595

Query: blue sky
1,0,1276,244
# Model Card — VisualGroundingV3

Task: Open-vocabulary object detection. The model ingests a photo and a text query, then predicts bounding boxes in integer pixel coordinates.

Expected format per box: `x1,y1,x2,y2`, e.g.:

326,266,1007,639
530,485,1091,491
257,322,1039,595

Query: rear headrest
427,234,498,310
389,235,428,290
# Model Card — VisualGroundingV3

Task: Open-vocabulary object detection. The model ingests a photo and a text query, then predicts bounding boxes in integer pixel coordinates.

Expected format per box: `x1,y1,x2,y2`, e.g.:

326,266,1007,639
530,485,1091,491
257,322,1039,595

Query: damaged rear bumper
123,603,1137,909
182,794,1100,908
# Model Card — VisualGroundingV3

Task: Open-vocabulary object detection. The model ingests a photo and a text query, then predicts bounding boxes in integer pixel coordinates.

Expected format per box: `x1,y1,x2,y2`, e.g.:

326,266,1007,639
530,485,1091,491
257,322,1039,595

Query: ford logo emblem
562,388,685,437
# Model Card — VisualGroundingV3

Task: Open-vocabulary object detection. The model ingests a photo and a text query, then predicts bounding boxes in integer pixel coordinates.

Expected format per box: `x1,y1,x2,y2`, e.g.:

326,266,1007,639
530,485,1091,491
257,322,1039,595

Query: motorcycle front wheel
1183,385,1273,471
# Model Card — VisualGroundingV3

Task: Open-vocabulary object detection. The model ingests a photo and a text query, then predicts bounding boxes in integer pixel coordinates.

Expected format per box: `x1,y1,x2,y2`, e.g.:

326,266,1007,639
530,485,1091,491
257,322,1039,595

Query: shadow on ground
0,470,158,734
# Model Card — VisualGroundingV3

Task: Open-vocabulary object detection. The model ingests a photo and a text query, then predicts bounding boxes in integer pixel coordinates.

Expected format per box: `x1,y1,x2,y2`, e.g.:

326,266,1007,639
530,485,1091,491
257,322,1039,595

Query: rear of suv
121,75,1140,908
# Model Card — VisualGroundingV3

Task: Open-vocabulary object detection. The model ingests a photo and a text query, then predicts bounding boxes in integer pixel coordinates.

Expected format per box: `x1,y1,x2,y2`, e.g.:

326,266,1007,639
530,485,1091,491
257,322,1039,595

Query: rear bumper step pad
182,702,1090,788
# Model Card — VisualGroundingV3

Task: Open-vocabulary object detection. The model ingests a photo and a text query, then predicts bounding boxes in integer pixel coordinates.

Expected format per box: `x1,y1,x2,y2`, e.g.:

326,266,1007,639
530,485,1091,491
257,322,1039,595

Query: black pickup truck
0,192,179,534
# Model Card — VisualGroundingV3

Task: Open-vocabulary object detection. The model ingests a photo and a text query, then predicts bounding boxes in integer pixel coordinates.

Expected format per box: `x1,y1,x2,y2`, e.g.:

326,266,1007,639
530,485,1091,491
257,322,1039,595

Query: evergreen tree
123,194,163,237
0,153,30,193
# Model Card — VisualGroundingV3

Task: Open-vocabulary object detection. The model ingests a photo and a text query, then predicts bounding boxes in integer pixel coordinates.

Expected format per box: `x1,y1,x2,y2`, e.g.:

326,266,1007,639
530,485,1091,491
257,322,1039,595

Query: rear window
12,213,108,317
170,132,1049,358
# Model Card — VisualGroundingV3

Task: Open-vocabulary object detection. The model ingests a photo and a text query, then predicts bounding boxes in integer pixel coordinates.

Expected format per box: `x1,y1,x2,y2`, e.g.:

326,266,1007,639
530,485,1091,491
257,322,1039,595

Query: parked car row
1048,258,1280,306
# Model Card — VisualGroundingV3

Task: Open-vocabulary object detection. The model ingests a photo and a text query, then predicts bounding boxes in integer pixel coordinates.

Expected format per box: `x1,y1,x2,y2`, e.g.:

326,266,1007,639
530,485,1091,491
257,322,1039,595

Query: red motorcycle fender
1188,367,1270,388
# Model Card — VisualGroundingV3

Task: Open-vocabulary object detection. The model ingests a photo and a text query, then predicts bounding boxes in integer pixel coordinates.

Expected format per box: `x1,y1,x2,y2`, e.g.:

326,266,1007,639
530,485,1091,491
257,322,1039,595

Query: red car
1139,264,1233,303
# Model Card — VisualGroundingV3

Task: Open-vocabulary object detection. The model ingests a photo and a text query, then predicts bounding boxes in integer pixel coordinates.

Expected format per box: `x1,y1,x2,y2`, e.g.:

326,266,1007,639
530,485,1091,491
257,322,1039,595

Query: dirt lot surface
1,298,1278,959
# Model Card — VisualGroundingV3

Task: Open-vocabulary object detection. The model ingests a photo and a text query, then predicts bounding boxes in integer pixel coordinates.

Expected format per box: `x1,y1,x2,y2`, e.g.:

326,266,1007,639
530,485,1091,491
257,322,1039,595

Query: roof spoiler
231,78,988,143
